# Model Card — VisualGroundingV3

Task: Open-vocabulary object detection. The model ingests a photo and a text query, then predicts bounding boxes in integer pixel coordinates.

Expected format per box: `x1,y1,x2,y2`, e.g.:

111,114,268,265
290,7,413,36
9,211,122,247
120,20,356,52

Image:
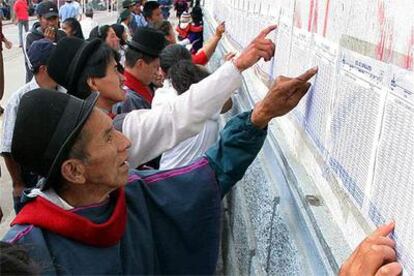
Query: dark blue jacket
3,111,267,275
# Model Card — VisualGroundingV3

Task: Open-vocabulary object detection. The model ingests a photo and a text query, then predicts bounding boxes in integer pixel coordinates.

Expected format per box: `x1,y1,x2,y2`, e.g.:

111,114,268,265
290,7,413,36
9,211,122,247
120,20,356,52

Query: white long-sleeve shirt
152,80,220,170
122,61,242,168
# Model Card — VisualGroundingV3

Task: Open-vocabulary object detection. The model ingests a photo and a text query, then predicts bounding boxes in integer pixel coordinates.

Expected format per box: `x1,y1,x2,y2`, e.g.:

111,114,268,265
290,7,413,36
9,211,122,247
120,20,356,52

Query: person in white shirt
80,8,98,39
1,39,63,215
121,26,279,169
153,60,232,169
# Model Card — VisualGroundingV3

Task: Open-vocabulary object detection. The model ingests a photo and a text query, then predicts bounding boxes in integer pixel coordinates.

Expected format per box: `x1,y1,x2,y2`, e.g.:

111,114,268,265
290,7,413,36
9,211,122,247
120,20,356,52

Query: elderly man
2,69,401,275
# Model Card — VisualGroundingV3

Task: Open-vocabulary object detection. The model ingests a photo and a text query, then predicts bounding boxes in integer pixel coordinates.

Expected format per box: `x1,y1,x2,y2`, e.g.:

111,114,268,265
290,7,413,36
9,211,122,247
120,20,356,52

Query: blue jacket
3,111,267,275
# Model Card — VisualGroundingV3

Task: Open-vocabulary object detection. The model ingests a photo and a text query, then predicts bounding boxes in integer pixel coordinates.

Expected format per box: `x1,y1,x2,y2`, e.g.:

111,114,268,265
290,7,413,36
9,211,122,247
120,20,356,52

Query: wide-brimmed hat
127,27,167,57
122,0,134,8
118,9,131,22
11,90,99,190
47,37,102,98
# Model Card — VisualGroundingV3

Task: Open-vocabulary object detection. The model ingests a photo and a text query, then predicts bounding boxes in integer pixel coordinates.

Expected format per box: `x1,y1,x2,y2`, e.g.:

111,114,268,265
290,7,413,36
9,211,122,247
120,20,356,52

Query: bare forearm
3,155,25,187
202,34,221,60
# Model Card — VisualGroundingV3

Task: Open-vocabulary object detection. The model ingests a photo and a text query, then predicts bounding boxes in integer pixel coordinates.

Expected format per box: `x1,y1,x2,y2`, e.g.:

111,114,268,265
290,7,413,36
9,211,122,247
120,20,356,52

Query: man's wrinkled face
149,8,162,24
80,109,131,189
39,15,59,30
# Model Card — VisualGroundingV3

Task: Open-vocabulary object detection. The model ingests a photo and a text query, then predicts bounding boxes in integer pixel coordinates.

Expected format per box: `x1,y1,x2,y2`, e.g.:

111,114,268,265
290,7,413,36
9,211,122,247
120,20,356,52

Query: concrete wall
202,0,414,274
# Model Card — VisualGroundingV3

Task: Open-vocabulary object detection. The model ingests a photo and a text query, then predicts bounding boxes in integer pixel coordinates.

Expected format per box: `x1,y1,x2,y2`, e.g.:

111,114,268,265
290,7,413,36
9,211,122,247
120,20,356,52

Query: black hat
11,90,99,190
127,27,167,57
122,0,134,8
119,9,131,22
47,37,102,98
36,1,59,19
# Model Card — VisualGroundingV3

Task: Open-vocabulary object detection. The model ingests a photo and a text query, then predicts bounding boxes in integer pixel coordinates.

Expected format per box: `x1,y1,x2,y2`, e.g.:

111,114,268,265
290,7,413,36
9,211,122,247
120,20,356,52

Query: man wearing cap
1,39,62,215
25,1,66,82
143,0,163,27
115,27,166,113
59,0,81,22
121,0,139,34
1,53,320,274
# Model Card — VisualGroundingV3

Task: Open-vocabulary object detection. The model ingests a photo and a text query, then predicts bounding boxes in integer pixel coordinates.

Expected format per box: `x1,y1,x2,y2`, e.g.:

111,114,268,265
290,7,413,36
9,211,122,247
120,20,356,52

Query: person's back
153,60,220,169
59,0,80,21
80,8,97,39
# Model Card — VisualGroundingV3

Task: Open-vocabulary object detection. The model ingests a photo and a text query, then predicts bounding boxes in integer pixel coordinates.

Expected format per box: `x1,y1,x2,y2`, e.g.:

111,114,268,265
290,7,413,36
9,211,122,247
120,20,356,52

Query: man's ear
61,159,86,184
86,77,99,92
134,59,145,70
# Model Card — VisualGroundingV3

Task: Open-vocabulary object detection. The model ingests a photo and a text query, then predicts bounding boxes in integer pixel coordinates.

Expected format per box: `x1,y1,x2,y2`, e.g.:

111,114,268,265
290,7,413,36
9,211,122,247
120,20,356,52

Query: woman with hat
48,37,125,118
118,9,132,41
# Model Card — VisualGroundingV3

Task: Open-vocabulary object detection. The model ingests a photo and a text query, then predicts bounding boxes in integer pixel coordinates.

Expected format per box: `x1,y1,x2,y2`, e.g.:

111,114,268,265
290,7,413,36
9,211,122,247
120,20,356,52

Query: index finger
372,222,395,238
256,25,277,39
295,67,318,82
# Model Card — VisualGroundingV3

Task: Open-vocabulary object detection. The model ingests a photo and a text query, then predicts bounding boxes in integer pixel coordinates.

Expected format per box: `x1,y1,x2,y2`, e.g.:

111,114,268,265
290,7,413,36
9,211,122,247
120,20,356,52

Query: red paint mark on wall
308,0,315,32
294,2,302,29
403,26,414,69
322,0,330,37
375,0,386,61
311,0,319,33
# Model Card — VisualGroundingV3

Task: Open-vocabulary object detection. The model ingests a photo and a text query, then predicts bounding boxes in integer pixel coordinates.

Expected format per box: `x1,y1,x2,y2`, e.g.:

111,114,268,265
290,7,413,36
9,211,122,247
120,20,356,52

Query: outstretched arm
123,25,277,168
206,67,318,196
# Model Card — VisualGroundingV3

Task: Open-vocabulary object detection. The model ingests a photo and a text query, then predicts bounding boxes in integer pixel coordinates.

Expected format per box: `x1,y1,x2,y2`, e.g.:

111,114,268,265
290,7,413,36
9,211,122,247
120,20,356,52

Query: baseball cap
36,1,59,19
27,39,56,71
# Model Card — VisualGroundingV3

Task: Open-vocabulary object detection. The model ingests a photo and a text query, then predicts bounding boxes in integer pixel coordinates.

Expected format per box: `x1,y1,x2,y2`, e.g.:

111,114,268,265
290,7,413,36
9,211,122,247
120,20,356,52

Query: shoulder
2,224,39,244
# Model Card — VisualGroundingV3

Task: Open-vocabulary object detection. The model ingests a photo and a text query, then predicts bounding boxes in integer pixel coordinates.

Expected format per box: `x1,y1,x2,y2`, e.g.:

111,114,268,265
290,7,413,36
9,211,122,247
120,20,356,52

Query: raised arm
206,67,318,195
123,25,277,168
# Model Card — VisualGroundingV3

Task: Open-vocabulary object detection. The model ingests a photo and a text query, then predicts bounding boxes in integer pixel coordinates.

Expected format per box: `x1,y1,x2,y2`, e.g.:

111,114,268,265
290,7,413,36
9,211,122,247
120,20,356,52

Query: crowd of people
0,0,403,275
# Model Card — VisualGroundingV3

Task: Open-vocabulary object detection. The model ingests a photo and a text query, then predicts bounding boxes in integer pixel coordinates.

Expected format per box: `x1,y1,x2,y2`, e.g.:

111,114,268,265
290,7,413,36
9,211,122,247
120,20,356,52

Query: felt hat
47,37,103,98
36,1,59,19
122,0,134,8
119,9,131,22
127,27,167,57
11,90,99,190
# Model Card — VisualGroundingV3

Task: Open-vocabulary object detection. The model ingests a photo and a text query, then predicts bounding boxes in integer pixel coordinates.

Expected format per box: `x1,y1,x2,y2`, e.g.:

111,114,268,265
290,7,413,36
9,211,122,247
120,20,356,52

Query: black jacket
24,22,66,82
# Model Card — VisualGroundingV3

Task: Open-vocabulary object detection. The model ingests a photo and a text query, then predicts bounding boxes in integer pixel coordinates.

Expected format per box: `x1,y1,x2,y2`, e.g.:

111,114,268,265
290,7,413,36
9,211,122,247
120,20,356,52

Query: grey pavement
0,11,118,237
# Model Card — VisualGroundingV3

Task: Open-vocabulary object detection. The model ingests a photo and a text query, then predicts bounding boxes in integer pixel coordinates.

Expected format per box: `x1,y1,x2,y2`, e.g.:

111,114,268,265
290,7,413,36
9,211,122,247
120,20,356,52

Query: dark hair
169,60,210,95
159,44,191,73
0,242,39,275
85,7,93,18
76,43,117,96
143,1,160,19
191,6,203,25
88,25,111,41
32,65,42,75
111,24,126,46
153,20,172,37
125,47,157,68
63,17,85,40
